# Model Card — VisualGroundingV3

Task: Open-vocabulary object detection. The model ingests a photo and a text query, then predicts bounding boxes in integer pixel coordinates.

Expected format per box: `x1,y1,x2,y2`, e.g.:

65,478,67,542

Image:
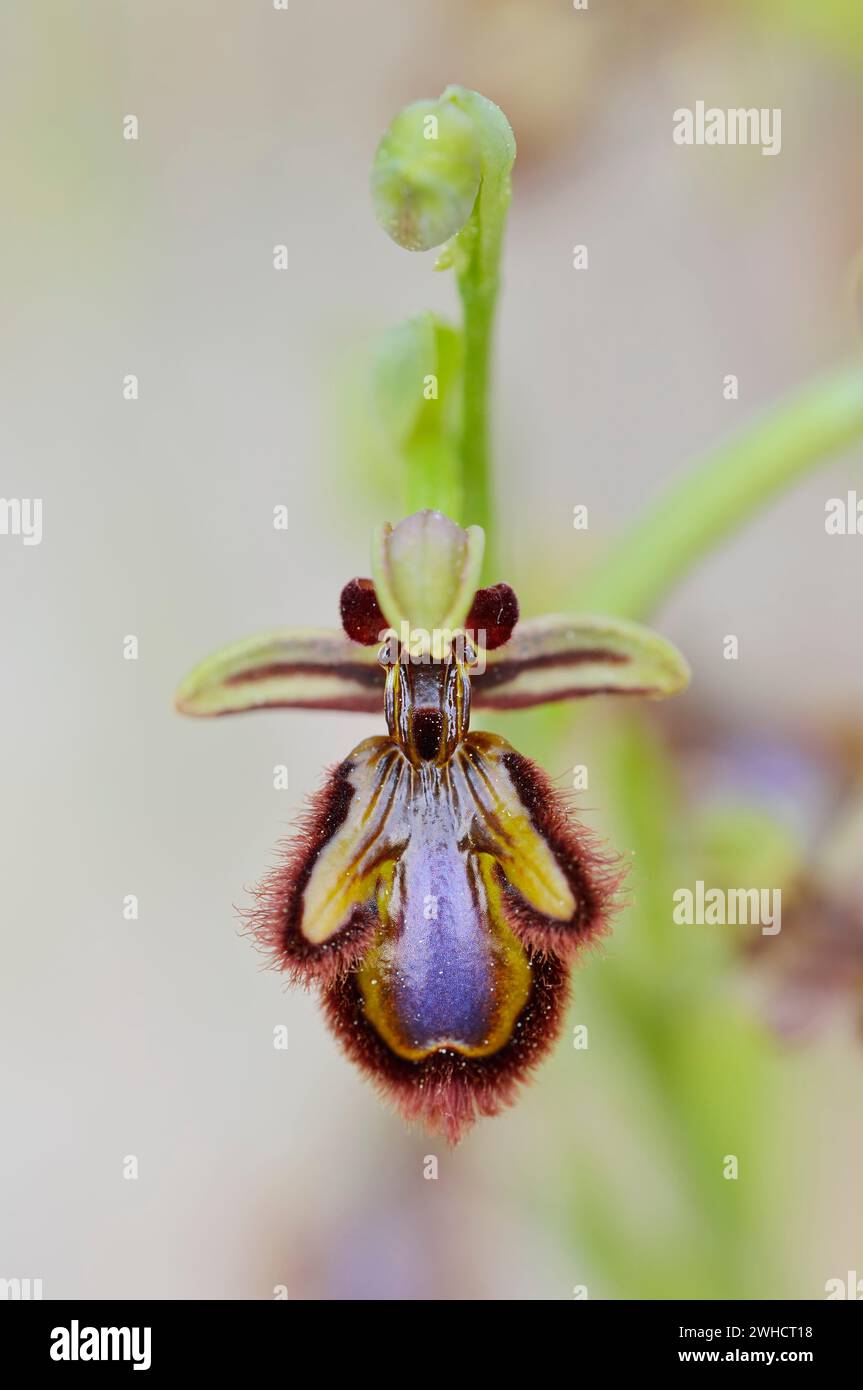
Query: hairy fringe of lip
243,745,624,1143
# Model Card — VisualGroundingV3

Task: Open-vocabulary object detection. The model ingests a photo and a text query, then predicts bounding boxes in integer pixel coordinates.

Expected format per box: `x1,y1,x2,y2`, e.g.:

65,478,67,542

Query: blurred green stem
576,360,863,618
373,313,464,521
404,434,462,519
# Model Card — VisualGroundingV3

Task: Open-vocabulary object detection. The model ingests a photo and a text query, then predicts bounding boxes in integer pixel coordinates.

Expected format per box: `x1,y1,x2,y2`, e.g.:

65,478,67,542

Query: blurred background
2,0,863,1299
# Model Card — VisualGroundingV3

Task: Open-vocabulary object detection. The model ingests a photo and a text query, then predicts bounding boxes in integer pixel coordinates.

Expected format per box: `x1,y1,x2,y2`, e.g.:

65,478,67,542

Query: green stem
576,360,863,619
444,86,515,579
404,434,462,520
458,278,496,560
371,87,515,563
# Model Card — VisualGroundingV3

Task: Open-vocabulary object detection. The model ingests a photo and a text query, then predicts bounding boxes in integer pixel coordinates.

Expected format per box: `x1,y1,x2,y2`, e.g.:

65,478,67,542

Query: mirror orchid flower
176,510,689,1141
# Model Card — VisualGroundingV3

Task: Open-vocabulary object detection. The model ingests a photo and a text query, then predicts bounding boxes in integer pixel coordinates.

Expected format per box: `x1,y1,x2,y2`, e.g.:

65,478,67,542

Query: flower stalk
371,86,516,580
444,87,515,575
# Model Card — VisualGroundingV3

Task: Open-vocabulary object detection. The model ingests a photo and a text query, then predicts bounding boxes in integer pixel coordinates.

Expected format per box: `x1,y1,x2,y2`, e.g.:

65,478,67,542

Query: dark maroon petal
340,577,388,646
465,582,519,650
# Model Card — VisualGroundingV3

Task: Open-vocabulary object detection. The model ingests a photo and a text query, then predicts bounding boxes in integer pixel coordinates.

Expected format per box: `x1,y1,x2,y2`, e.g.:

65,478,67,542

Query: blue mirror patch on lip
389,837,493,1050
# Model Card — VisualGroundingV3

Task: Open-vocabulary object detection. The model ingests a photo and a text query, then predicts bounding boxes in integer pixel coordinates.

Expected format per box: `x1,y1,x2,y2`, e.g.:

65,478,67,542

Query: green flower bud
373,311,461,448
371,99,482,251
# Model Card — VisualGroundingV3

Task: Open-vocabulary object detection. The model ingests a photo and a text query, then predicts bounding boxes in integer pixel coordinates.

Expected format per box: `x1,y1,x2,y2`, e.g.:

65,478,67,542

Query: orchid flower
176,509,689,1141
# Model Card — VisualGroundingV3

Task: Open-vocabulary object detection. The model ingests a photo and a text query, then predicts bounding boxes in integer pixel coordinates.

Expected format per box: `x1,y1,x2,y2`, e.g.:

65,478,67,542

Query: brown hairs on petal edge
321,951,571,1145
497,744,626,958
241,758,378,988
